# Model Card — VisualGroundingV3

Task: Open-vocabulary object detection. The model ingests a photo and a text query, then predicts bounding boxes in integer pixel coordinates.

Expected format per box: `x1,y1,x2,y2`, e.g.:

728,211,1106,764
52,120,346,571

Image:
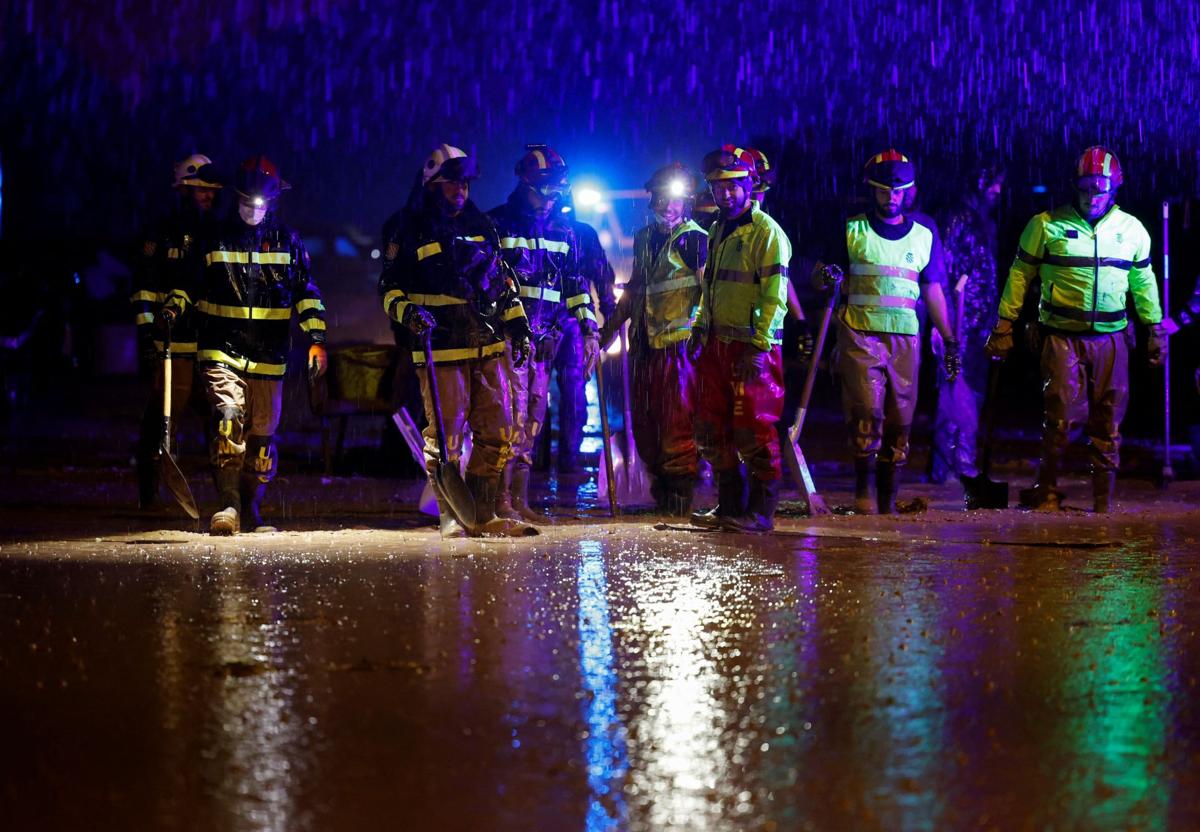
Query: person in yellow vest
686,146,790,532
986,147,1166,512
600,162,707,515
832,150,959,515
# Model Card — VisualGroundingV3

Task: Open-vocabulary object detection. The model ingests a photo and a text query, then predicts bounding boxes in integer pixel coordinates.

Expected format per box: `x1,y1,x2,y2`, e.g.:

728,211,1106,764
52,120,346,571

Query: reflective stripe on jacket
695,204,790,350
998,204,1161,333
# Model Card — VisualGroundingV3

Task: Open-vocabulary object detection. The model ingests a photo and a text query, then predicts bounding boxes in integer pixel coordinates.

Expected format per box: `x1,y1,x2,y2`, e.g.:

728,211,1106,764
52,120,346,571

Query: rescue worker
379,144,533,538
986,147,1166,513
831,150,959,515
131,154,221,508
164,156,328,535
489,145,600,521
930,165,1005,485
554,202,616,473
686,146,791,532
599,162,707,515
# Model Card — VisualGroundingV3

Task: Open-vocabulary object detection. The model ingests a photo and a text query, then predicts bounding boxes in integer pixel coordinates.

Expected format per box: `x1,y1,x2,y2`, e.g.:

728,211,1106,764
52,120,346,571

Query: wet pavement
4,467,1200,831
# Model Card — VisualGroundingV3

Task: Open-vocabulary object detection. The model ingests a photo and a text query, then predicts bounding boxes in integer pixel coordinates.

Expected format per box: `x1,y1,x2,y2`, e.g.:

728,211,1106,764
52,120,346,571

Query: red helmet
745,147,775,193
863,149,916,190
1075,146,1123,188
701,145,758,183
235,155,290,201
515,145,569,194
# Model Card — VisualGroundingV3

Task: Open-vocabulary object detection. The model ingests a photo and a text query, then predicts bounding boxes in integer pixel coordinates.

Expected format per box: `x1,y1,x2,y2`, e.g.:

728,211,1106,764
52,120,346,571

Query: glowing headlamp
668,179,686,198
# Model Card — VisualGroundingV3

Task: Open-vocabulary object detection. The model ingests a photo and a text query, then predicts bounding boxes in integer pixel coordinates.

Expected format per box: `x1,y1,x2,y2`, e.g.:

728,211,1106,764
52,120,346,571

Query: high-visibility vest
635,219,706,348
842,214,932,336
998,204,1161,332
696,204,790,350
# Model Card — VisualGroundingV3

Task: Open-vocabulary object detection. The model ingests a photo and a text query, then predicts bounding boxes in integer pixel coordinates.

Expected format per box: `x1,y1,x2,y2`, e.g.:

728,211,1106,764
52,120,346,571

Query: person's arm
1128,223,1162,325
996,214,1046,322
920,222,954,342
751,224,791,351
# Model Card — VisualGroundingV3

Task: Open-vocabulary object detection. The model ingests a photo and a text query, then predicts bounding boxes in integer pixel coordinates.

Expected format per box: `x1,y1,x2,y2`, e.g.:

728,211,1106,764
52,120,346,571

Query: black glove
1147,323,1168,368
598,319,618,351
510,335,531,368
796,320,816,362
401,304,436,336
686,329,706,362
942,337,961,382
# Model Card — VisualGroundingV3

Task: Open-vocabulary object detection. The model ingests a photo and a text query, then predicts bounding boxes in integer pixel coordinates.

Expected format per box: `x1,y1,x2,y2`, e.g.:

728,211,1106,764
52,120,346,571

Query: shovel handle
160,317,173,450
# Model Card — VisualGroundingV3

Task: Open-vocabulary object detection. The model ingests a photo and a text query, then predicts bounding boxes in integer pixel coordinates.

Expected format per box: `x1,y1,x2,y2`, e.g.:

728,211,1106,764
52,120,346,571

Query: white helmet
421,144,478,186
172,154,222,188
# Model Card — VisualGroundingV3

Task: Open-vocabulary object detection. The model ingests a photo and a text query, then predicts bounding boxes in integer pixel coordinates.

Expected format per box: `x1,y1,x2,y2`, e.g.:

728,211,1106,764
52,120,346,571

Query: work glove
1147,322,1169,368
942,337,961,383
401,304,436,336
984,319,1014,359
736,345,769,382
582,335,601,379
686,328,706,362
159,305,178,326
307,343,328,379
510,334,531,369
815,262,844,290
796,319,816,362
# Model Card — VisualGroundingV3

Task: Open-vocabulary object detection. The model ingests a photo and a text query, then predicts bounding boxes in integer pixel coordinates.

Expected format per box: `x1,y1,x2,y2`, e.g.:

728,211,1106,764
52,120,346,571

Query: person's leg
1084,332,1129,513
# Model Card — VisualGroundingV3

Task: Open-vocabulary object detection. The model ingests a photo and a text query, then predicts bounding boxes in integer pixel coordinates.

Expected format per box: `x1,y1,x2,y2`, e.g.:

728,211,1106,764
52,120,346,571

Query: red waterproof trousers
694,338,784,481
630,342,698,479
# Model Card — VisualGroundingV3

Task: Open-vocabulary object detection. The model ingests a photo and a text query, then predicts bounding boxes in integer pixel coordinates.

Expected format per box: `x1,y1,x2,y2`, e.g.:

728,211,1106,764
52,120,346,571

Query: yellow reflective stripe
503,305,527,321
153,340,198,353
576,308,598,323
847,294,919,309
411,341,507,364
849,263,919,282
130,290,166,304
500,237,570,254
299,318,326,331
646,275,700,295
456,235,486,243
206,250,293,265
166,248,183,260
294,298,325,314
197,301,292,320
566,293,591,308
198,349,286,376
135,312,155,325
416,242,443,261
408,293,467,306
519,286,561,303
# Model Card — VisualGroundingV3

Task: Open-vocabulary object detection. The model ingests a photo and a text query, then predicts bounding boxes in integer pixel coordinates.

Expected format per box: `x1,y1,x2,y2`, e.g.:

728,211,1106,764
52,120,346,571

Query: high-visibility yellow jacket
998,203,1161,332
695,204,790,351
631,219,707,349
841,213,942,336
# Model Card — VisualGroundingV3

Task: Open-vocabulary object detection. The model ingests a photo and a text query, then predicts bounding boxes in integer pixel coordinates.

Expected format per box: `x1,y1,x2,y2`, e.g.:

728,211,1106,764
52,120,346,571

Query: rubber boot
723,477,781,533
876,461,898,515
691,468,746,529
663,477,695,518
495,465,521,521
1092,469,1117,514
1018,458,1064,510
468,473,538,537
509,465,545,524
210,467,241,536
854,457,875,515
240,478,278,533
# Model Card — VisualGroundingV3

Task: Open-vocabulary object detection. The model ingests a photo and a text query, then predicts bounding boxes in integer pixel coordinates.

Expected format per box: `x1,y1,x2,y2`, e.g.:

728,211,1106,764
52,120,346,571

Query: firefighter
832,150,959,515
930,165,1005,485
489,145,600,522
599,162,707,515
163,156,327,535
131,154,221,508
379,144,533,538
686,146,791,532
986,147,1165,513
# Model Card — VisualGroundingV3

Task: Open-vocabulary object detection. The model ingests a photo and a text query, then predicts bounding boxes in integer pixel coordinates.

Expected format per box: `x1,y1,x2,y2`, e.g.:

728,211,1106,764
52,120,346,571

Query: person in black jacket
379,144,533,537
164,156,327,535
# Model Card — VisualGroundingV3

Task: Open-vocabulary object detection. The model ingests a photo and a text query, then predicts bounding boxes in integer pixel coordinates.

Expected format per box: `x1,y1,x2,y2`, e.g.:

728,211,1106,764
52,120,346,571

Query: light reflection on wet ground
3,518,1200,830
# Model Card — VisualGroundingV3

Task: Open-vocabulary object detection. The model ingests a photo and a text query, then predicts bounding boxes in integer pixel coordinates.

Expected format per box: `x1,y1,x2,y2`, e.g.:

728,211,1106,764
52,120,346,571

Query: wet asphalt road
4,492,1200,831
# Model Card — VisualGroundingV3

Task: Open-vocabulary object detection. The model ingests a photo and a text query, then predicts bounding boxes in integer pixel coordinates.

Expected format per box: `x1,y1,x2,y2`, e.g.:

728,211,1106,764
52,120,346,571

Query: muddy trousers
553,317,587,468
694,339,784,483
1038,330,1129,481
630,342,699,484
136,355,196,506
836,324,919,466
931,352,987,480
202,364,284,514
416,356,514,477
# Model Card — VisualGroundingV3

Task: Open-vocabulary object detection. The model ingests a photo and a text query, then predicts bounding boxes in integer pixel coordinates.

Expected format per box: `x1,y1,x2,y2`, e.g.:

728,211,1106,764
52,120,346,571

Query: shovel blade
159,451,200,520
433,462,476,529
961,475,1009,510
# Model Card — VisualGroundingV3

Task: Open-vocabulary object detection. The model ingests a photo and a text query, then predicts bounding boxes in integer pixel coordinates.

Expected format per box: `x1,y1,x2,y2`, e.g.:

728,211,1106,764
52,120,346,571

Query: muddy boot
722,477,781,533
663,477,695,518
468,474,538,537
210,467,241,536
854,457,875,514
495,465,522,521
509,465,545,524
1092,469,1117,514
1018,460,1064,510
876,461,898,515
240,479,278,533
691,468,746,528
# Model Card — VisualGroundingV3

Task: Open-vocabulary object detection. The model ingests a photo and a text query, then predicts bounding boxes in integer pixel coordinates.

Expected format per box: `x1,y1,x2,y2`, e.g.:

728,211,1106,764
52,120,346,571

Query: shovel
423,335,476,529
961,358,1009,509
157,320,199,520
